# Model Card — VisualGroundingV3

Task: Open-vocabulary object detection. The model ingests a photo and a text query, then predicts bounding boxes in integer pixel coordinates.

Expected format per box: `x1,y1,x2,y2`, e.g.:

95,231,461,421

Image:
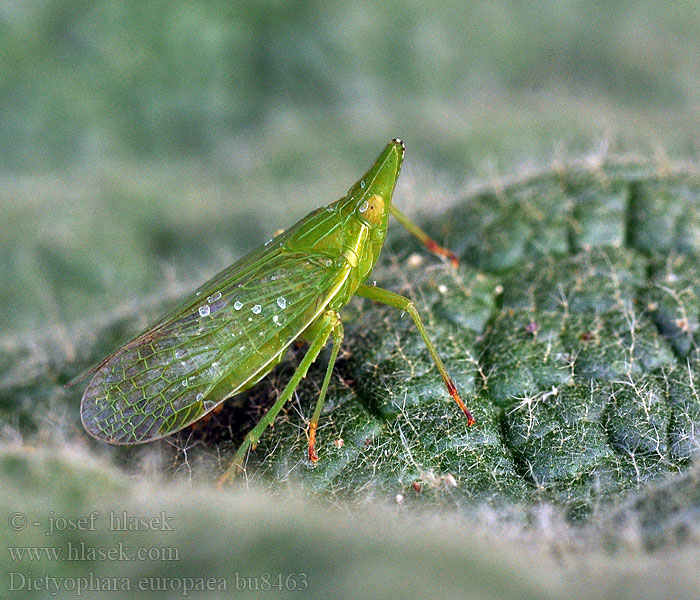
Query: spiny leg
355,284,475,425
390,205,459,267
308,319,344,462
218,311,336,486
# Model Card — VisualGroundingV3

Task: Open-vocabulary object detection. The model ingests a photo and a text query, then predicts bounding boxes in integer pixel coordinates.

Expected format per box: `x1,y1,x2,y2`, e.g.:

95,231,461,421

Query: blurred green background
4,0,700,332
5,2,700,597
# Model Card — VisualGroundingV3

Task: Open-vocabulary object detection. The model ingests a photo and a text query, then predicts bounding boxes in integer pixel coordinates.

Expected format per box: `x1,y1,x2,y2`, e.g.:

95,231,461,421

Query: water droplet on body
252,304,262,314
198,305,210,317
277,297,287,309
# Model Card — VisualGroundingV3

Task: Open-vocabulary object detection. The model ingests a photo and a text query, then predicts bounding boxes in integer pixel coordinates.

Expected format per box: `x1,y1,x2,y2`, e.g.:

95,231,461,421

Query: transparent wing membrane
81,251,346,443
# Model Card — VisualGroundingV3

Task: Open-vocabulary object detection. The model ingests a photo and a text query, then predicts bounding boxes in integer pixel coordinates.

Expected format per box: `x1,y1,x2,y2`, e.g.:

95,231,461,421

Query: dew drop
358,200,369,213
252,304,262,314
325,259,332,266
277,297,287,309
181,380,187,387
207,291,221,303
234,301,243,310
203,400,216,411
273,315,281,326
360,179,366,189
196,393,204,401
198,305,210,317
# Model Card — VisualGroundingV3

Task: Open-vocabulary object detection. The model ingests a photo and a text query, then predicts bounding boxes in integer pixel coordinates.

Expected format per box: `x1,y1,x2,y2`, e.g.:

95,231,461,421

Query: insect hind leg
217,310,338,486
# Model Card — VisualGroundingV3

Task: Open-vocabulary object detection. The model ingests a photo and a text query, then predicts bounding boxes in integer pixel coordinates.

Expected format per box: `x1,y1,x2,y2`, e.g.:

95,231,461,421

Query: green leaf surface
6,159,700,515
8,158,700,598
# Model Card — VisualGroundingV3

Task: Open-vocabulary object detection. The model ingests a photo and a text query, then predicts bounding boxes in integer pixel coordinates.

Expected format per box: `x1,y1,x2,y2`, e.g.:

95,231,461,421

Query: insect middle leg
355,284,475,425
218,310,339,486
308,319,344,462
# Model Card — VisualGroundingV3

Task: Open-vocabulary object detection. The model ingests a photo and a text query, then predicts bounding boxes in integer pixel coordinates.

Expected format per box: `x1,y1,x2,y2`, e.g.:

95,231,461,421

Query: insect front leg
217,310,338,486
355,284,475,425
390,205,459,267
308,318,344,462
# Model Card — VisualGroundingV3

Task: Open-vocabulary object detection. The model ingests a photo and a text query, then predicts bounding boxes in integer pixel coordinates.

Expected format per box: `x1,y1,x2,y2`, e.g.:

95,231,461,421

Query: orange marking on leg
425,239,460,268
446,379,476,426
308,422,319,462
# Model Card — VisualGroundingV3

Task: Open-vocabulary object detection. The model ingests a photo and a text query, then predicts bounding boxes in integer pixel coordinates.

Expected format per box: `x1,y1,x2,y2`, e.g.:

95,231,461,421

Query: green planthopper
75,139,475,484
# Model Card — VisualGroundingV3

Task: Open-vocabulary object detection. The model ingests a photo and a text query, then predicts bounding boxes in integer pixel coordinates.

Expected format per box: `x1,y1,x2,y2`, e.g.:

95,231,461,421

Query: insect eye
357,194,384,224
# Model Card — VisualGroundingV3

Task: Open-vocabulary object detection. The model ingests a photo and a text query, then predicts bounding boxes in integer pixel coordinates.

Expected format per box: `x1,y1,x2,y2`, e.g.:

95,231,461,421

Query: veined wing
68,230,294,387
145,228,298,333
81,250,349,444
